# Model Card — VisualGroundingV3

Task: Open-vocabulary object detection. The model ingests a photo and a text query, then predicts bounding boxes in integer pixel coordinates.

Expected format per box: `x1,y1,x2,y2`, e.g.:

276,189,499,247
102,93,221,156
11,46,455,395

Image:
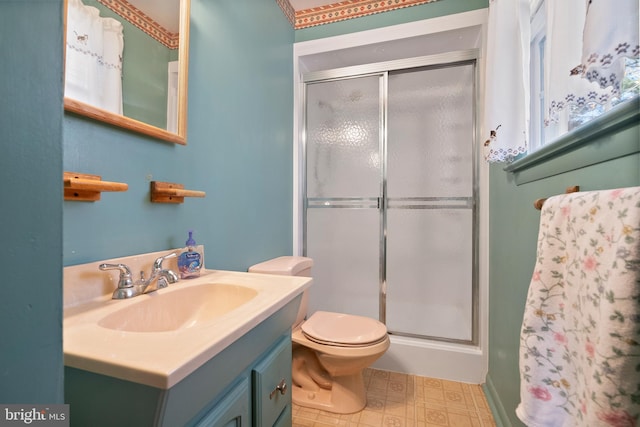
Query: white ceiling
127,0,180,33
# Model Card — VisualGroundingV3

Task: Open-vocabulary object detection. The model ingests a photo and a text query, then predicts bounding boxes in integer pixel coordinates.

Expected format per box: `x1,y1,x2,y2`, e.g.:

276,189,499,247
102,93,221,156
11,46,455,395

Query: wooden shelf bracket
534,185,580,210
150,181,206,204
64,172,128,202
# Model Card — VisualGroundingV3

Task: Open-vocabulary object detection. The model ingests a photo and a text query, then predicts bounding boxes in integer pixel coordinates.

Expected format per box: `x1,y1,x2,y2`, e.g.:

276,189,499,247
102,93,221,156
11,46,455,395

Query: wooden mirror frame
63,0,190,145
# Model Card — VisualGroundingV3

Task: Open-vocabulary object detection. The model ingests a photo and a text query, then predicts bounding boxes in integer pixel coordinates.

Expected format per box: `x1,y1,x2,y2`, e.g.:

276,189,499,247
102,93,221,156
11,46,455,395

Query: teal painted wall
63,0,295,272
0,0,64,403
294,0,487,42
487,125,640,426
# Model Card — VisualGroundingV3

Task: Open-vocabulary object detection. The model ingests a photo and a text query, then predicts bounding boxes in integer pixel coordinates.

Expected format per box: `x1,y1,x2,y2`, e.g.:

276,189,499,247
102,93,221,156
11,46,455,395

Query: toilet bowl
249,256,390,414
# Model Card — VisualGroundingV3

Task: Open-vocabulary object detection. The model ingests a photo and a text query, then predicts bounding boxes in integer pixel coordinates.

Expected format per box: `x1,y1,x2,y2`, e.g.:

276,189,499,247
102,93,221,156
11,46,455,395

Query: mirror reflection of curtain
166,61,179,133
65,0,124,114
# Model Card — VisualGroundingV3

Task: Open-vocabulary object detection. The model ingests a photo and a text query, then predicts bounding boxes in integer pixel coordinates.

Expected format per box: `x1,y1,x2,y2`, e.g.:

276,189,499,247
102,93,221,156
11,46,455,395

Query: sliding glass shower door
304,75,383,320
385,64,476,342
303,56,477,344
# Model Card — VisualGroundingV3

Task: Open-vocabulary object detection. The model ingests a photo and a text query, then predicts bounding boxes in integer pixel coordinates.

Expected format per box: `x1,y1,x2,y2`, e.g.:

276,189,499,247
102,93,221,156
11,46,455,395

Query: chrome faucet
99,252,179,299
98,263,137,299
138,252,179,292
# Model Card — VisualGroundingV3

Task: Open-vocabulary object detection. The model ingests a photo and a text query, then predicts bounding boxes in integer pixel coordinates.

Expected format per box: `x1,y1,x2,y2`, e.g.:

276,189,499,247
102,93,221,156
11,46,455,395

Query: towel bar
150,181,206,204
64,172,128,202
533,186,580,210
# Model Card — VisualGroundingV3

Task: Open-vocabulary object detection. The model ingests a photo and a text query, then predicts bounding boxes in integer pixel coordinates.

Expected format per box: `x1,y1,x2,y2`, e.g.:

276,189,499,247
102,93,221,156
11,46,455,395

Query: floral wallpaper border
96,0,178,49
282,0,441,29
95,0,442,42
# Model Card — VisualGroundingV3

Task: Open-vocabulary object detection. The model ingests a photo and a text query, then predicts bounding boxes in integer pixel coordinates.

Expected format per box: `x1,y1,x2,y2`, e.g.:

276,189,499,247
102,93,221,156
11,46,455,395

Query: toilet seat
301,311,388,347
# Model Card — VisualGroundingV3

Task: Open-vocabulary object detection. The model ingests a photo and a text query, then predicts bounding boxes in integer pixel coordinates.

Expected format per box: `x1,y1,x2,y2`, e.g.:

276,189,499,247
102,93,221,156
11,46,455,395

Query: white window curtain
483,0,639,163
65,0,124,115
483,0,531,163
580,0,638,95
544,0,639,137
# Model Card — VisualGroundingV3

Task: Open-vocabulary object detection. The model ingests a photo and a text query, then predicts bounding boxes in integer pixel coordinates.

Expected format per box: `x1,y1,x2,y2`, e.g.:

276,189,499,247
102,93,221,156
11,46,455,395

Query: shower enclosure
302,51,478,345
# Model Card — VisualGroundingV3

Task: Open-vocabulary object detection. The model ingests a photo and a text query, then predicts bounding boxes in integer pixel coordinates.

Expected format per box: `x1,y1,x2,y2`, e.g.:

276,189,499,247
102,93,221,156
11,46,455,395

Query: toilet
249,256,390,414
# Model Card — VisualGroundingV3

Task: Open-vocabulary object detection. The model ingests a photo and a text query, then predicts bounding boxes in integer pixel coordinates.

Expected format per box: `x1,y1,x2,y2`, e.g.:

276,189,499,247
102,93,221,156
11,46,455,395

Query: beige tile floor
292,368,497,427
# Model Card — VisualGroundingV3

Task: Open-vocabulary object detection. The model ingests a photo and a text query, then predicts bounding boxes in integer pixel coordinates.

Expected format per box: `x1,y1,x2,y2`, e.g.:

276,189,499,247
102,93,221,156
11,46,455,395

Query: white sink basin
98,283,258,333
63,261,311,389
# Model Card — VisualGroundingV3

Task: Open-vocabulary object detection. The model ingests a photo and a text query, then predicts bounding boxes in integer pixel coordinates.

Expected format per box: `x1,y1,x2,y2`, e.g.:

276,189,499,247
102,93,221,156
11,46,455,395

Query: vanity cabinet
192,336,292,427
193,378,249,427
65,296,300,427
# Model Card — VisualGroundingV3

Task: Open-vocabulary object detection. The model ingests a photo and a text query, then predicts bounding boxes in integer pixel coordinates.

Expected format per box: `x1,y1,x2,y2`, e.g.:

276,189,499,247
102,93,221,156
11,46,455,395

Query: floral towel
517,187,640,427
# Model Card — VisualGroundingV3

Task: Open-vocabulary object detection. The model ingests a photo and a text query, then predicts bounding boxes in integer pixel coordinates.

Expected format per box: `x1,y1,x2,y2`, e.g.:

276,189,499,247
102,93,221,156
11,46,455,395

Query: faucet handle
99,263,134,289
152,252,177,271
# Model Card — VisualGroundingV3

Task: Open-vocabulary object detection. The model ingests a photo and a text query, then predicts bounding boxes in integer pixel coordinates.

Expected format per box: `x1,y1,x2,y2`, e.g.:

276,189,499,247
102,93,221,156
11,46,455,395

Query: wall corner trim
483,374,514,427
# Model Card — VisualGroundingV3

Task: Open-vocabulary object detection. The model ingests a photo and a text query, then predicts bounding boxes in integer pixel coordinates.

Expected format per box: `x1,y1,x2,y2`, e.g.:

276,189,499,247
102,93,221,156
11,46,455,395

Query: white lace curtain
65,0,124,114
483,0,530,163
545,0,639,136
483,0,640,163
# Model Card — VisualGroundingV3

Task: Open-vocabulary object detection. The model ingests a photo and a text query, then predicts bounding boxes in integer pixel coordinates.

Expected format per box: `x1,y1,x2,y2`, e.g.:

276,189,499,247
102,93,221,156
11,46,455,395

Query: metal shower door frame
301,49,480,345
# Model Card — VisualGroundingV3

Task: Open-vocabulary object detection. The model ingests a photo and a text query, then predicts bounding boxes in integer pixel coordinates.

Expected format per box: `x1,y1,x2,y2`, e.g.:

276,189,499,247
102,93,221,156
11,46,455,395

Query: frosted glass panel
306,76,381,198
303,61,477,344
387,64,474,198
386,209,473,341
305,208,380,320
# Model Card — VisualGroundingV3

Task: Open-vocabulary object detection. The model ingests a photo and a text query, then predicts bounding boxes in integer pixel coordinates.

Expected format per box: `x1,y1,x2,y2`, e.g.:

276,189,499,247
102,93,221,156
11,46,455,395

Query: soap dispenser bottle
178,230,202,279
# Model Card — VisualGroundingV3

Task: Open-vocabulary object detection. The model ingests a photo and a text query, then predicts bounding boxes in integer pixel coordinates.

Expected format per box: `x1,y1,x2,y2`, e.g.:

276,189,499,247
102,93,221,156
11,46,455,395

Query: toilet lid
301,311,388,346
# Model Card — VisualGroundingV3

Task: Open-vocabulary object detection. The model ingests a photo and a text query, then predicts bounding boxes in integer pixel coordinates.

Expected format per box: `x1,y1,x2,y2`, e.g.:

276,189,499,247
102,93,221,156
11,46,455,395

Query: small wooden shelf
64,172,128,202
150,181,206,204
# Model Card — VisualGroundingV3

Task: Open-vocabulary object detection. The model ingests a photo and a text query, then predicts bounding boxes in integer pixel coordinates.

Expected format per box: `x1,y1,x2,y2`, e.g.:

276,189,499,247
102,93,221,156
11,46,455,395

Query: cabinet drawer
252,335,292,427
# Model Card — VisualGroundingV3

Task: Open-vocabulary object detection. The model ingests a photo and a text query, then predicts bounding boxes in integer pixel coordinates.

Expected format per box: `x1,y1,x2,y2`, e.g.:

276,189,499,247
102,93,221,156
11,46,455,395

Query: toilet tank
249,256,313,328
249,256,312,277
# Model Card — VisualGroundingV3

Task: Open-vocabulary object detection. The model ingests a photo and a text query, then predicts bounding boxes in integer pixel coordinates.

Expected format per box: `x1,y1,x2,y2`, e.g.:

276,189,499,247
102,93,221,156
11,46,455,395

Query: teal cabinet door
195,379,250,427
252,336,292,427
272,405,292,427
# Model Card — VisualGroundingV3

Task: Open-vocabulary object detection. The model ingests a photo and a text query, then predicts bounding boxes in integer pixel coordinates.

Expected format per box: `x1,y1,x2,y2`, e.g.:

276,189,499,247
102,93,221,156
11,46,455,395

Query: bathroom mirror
63,0,190,145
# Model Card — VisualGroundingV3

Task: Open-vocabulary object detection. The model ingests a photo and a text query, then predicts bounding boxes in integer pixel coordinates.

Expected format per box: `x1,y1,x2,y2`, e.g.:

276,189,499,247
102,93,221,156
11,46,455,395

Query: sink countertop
64,254,311,389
